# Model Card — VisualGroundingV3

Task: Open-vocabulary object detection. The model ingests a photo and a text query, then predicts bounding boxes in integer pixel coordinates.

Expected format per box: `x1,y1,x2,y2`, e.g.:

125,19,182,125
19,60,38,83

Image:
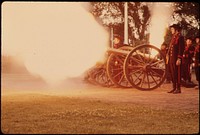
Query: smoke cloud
2,2,109,84
148,2,174,48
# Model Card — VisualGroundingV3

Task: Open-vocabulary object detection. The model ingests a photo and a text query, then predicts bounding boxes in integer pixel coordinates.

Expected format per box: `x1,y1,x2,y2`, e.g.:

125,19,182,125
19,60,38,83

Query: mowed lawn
1,94,199,134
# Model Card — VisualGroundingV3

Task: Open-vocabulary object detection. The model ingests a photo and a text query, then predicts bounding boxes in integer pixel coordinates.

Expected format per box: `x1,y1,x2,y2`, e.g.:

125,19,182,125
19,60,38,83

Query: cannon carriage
84,44,166,90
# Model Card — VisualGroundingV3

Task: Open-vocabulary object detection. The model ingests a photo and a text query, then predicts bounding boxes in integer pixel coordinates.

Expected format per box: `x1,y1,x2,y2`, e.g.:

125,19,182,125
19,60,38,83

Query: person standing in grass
167,24,185,94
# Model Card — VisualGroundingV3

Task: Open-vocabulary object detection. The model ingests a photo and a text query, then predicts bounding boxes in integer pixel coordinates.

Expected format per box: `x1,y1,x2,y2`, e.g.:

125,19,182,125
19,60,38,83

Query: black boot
173,84,181,94
173,89,181,94
168,88,176,93
168,83,176,93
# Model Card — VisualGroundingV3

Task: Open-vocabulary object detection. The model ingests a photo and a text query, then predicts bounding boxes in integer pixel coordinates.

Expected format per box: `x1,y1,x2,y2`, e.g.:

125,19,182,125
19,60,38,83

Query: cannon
84,63,114,87
85,44,166,90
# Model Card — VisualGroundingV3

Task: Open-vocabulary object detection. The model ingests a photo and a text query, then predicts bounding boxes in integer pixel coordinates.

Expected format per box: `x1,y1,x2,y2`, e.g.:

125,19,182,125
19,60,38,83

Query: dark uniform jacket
183,45,195,64
194,44,200,67
168,33,185,63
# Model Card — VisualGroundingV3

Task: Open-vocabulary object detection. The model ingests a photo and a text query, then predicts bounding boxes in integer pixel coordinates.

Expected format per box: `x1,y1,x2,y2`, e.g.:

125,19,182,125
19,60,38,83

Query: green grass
1,94,199,134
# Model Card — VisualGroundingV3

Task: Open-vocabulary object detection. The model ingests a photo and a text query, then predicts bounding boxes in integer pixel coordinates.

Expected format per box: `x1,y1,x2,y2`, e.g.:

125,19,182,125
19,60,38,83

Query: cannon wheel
90,64,114,87
106,46,133,88
124,44,166,90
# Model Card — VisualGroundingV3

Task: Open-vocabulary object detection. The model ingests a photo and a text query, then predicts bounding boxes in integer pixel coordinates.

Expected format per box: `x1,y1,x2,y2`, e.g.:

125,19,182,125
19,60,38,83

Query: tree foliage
90,2,199,44
172,2,199,38
90,2,151,42
174,2,199,23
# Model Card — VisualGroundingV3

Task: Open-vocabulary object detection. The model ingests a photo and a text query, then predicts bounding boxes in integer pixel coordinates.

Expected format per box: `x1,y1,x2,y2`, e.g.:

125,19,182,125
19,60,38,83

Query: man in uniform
182,37,195,83
167,24,185,94
194,36,200,89
113,34,123,49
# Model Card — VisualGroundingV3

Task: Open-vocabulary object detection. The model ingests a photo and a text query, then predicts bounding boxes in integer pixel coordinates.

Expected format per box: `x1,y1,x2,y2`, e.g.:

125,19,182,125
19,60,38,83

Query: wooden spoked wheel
124,45,166,90
106,46,133,88
89,64,113,87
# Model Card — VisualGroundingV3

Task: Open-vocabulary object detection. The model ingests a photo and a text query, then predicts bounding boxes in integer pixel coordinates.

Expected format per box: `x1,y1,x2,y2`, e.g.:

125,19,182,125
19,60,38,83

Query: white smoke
148,2,174,47
2,2,109,84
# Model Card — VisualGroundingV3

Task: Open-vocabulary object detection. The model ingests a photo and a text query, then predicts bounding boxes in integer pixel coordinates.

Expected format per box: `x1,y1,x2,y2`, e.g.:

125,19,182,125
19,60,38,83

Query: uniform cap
170,24,182,31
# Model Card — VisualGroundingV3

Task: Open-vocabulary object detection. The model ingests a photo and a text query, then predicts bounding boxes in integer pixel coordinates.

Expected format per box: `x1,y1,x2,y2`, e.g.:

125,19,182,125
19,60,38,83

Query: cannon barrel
107,48,130,55
107,48,160,60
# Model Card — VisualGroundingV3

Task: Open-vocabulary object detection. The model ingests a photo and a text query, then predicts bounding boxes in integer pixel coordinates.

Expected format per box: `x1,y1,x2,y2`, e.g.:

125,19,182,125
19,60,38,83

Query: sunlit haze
2,2,109,84
148,2,173,55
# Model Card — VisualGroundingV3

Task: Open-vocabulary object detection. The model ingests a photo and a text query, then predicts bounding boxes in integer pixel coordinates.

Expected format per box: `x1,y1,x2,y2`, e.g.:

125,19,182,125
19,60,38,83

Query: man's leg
173,65,181,94
168,63,176,93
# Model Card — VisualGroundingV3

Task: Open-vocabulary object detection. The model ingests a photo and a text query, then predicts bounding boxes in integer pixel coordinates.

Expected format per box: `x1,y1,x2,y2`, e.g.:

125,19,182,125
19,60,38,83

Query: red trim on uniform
178,55,183,58
178,65,181,83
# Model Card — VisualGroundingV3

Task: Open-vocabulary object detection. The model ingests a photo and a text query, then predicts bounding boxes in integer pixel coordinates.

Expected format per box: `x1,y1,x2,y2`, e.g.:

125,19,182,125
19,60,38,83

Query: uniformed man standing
167,24,185,94
194,36,200,89
182,37,195,83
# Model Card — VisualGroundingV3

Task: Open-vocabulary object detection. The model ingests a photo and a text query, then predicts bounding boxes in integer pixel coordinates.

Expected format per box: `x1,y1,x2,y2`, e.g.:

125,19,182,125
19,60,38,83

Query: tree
91,2,123,27
90,2,151,43
91,2,199,45
162,2,199,46
172,2,199,38
128,2,150,41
